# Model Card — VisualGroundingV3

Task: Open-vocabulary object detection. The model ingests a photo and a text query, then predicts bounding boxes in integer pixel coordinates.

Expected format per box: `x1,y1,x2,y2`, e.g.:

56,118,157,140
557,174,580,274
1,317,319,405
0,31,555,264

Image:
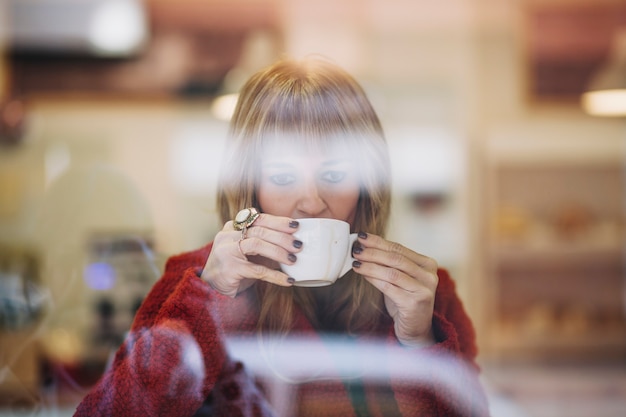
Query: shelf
481,141,626,360
489,324,626,358
489,241,624,266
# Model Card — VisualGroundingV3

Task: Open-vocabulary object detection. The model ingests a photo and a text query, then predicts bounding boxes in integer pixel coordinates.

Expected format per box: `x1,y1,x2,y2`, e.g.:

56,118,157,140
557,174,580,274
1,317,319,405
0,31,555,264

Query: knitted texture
74,243,489,417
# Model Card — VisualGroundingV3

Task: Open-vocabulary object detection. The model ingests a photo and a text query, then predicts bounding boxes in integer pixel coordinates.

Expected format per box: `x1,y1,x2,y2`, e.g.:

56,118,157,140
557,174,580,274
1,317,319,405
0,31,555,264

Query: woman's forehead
260,140,351,162
260,132,353,153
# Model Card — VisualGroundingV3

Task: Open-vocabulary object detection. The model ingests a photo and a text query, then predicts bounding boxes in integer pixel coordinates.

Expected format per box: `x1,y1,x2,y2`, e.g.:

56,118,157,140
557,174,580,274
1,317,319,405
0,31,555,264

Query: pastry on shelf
493,204,531,243
553,202,593,240
522,303,556,336
560,305,590,335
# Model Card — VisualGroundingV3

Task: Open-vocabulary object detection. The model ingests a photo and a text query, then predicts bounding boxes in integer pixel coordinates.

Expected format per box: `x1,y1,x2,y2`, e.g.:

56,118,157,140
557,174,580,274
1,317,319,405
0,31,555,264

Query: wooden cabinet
482,141,626,360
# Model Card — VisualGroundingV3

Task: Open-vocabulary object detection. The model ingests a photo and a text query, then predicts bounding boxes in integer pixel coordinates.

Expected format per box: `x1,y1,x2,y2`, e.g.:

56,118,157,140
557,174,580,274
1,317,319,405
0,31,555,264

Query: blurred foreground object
582,28,626,117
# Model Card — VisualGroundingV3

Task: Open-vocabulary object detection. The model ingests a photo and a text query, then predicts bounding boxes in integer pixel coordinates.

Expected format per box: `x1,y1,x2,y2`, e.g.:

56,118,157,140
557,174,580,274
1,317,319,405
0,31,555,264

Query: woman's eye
269,173,296,185
321,170,346,183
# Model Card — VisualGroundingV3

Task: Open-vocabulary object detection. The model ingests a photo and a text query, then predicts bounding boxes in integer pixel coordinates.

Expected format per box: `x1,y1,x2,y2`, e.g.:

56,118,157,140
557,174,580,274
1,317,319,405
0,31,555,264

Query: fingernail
352,246,363,255
358,231,368,239
287,277,295,284
289,220,299,228
352,260,362,268
287,253,297,262
293,240,303,249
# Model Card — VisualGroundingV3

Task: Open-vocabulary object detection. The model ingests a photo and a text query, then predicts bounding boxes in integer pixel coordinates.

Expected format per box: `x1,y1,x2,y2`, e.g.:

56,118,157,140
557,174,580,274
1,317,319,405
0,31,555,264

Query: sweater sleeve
386,269,490,417
73,246,275,417
430,268,480,365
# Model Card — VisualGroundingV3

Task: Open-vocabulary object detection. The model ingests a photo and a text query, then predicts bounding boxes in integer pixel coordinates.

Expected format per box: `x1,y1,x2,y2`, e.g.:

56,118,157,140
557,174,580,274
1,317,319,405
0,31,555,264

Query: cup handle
339,233,359,278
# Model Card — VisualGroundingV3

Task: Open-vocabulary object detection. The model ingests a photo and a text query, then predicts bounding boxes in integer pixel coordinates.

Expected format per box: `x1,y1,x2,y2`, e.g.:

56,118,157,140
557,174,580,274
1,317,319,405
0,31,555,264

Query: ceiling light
582,29,626,117
88,0,148,56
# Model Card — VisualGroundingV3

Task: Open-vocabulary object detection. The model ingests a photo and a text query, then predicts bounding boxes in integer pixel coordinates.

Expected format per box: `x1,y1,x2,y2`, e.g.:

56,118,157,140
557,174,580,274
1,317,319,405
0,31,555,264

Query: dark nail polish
288,253,297,262
352,260,362,268
287,277,296,284
352,246,363,255
289,220,299,228
293,240,303,249
358,231,368,239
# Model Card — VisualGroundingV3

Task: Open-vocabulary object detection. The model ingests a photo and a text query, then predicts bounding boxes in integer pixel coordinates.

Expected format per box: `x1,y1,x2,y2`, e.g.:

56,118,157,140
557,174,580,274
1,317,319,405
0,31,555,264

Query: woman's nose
296,180,327,218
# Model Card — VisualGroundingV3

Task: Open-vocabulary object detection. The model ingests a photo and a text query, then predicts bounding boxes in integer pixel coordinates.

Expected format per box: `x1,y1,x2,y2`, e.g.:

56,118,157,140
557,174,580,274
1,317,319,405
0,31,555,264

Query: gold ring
233,208,260,231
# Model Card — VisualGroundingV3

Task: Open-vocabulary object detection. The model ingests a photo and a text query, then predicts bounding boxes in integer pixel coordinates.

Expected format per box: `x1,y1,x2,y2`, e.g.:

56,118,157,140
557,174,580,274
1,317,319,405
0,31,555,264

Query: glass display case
482,137,626,360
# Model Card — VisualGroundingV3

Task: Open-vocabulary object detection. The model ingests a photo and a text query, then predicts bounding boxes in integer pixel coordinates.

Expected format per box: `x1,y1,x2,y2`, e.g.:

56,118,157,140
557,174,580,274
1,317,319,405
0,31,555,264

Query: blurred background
1,0,625,416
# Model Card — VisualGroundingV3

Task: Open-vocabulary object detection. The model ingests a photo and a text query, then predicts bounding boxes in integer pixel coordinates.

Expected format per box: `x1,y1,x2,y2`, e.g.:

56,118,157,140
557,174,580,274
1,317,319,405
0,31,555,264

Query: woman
74,57,489,417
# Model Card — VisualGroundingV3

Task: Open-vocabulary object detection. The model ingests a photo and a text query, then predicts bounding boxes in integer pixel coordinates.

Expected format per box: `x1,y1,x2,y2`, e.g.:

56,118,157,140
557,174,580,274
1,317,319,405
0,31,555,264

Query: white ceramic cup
280,218,358,287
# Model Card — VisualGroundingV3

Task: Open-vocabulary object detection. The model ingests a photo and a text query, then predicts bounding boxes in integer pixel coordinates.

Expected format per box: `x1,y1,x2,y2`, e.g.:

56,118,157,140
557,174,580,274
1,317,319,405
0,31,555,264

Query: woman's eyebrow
263,162,295,169
262,159,351,169
321,158,351,167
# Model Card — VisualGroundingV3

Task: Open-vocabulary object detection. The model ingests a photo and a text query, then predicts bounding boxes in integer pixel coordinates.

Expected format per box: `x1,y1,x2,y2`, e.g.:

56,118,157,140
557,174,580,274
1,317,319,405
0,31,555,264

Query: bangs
251,87,383,154
256,131,362,160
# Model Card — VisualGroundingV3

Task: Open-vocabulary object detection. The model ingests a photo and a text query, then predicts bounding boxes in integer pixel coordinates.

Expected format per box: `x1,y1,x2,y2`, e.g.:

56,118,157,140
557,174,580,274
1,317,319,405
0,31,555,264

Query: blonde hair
217,56,392,336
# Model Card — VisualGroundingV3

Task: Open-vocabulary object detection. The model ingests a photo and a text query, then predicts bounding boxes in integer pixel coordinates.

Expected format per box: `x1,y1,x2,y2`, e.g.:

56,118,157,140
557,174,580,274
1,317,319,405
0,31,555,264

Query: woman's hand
200,214,302,297
352,233,439,347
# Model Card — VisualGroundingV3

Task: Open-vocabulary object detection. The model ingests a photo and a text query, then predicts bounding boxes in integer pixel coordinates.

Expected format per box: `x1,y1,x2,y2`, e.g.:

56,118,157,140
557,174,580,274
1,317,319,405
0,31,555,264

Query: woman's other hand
352,233,438,347
200,214,302,297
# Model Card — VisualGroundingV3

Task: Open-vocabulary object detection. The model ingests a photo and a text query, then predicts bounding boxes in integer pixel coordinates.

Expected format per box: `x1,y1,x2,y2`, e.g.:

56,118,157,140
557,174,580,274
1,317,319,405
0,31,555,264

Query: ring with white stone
233,207,260,231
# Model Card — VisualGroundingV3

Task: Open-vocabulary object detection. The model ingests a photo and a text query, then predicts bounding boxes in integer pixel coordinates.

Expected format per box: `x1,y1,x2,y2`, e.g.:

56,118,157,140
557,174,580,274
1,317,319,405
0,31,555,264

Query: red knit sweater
74,243,490,417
